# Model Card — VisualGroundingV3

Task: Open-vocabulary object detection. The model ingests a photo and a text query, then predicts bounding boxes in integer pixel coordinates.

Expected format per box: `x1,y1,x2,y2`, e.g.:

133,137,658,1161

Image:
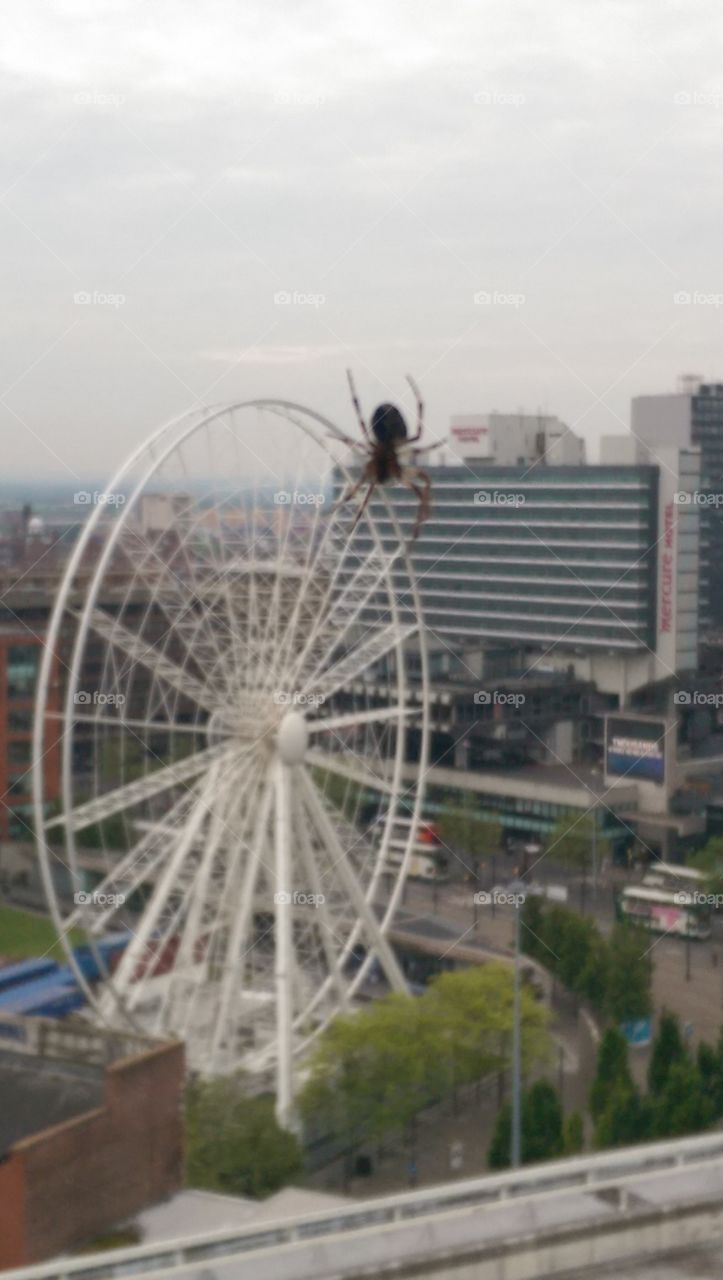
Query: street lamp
508,878,526,1169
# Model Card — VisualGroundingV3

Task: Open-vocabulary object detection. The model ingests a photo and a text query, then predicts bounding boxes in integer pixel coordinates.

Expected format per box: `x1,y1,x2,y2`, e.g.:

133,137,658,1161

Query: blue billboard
605,716,666,785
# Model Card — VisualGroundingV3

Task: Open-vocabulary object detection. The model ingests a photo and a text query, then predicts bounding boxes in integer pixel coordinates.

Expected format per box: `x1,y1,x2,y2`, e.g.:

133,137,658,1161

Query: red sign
660,502,674,634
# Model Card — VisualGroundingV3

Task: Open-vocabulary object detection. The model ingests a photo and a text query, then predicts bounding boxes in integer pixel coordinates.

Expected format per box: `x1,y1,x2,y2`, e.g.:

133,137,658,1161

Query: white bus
617,882,711,940
382,816,449,882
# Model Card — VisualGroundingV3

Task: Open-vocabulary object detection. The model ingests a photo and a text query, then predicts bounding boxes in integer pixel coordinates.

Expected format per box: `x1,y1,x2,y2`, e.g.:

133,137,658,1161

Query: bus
383,816,449,882
641,862,705,892
616,882,711,939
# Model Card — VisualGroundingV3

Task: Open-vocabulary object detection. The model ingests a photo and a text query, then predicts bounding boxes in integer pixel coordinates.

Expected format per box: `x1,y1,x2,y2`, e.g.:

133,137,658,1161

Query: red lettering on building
660,503,675,633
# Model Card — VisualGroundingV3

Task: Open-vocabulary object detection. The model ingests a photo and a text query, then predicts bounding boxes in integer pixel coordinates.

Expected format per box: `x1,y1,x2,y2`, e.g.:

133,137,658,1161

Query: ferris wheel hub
277,710,309,765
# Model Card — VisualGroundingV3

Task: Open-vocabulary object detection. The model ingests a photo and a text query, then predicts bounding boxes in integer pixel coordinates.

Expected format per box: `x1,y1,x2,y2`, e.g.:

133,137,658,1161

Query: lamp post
509,878,525,1169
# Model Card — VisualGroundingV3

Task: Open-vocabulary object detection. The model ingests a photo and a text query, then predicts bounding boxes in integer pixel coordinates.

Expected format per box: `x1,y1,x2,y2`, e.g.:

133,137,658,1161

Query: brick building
0,1017,184,1267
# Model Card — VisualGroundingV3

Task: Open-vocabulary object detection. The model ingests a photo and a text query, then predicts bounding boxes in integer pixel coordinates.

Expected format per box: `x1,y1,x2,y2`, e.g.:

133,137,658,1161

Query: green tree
424,963,551,1092
712,1027,723,1117
545,813,610,879
594,1085,651,1149
300,965,551,1151
523,1081,564,1162
697,1039,718,1106
604,924,652,1023
438,801,502,877
652,1060,713,1138
186,1079,302,1198
563,1110,584,1155
487,1080,563,1168
690,837,723,896
299,993,442,1152
520,892,546,953
648,1010,686,1096
589,1028,633,1120
488,1102,512,1169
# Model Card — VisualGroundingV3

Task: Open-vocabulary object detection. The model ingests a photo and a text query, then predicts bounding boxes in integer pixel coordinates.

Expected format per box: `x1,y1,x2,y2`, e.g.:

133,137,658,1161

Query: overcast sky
1,0,722,480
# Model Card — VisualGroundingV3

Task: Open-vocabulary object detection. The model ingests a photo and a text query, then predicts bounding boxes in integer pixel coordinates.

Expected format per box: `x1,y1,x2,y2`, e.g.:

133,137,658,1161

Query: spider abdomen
371,403,408,444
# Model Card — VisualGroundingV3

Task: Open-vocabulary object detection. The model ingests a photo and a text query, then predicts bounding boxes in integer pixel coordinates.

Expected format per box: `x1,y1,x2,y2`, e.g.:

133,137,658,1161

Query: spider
331,370,435,540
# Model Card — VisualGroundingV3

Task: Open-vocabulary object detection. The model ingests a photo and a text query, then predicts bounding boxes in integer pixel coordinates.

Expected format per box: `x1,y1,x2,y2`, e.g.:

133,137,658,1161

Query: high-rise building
345,451,700,702
632,378,723,637
447,411,585,467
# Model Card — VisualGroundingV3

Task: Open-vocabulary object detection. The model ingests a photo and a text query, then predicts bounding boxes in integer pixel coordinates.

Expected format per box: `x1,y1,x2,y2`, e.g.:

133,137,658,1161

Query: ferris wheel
33,399,429,1123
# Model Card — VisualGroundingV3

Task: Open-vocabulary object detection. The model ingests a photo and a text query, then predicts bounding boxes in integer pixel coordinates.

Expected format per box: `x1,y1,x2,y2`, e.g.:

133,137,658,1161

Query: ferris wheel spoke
179,762,271,1054
274,759,296,1121
298,768,406,992
281,544,398,697
208,768,276,1059
109,758,229,1002
68,793,199,933
117,500,244,685
257,498,338,696
301,620,418,705
151,751,264,1028
74,607,216,712
45,742,235,833
306,745,396,797
46,711,204,735
308,704,421,735
293,789,350,1015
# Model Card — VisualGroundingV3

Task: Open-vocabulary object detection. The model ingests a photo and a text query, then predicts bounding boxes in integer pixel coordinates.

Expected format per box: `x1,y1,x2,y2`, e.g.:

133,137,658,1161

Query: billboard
605,716,666,785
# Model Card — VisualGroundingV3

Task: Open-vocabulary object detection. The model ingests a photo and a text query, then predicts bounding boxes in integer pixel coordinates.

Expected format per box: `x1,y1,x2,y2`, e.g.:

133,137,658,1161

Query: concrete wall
0,1041,184,1268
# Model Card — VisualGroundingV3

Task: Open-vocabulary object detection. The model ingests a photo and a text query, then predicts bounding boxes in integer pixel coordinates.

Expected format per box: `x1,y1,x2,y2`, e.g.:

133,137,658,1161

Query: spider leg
328,468,370,516
327,430,367,453
403,466,432,541
410,438,444,455
405,374,424,443
347,480,376,536
346,369,372,442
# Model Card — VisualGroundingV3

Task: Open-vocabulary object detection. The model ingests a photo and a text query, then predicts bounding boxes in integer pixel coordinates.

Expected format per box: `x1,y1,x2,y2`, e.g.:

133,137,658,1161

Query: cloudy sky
2,0,722,480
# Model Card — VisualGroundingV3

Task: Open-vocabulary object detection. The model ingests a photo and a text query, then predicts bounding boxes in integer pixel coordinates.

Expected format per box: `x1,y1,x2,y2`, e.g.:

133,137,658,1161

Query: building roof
133,1188,348,1245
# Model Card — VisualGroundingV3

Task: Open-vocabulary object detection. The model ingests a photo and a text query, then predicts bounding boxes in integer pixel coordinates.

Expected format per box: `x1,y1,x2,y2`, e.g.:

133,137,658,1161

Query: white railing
7,1130,723,1280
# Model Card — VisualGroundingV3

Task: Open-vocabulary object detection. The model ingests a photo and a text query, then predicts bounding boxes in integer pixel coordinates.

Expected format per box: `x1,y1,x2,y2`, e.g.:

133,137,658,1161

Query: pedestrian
408,1156,418,1188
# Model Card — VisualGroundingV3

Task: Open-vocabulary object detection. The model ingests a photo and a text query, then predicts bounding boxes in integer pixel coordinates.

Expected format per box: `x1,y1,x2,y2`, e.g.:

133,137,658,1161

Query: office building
632,377,723,637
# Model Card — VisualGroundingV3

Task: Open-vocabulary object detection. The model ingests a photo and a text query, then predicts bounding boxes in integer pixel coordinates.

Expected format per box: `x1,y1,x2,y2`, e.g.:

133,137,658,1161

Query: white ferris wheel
33,400,429,1123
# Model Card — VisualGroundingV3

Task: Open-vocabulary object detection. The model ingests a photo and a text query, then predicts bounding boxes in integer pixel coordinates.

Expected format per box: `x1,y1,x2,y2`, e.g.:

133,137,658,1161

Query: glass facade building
342,464,659,654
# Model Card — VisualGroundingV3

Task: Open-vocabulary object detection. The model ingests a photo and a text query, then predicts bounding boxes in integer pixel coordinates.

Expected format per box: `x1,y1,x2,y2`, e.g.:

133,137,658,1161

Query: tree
604,924,652,1023
545,813,610,884
594,1085,651,1149
487,1102,512,1169
697,1039,718,1105
523,1081,564,1163
652,1060,713,1138
712,1026,723,1118
563,1110,584,1155
487,1080,563,1168
690,837,723,897
424,963,551,1091
648,1010,686,1096
589,1028,633,1120
186,1079,302,1198
299,993,442,1153
520,900,609,1013
299,965,551,1152
438,802,502,877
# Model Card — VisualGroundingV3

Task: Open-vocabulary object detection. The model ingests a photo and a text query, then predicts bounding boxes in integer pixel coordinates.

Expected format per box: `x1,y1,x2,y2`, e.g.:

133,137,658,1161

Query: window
7,645,39,699
7,708,33,732
7,740,32,766
8,805,33,839
7,773,30,798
